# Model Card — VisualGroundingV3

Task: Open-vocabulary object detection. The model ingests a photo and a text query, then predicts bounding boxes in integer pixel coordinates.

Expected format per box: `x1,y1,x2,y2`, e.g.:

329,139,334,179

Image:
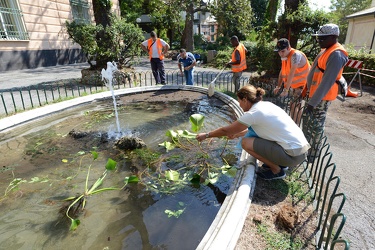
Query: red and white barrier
345,59,363,69
344,59,364,97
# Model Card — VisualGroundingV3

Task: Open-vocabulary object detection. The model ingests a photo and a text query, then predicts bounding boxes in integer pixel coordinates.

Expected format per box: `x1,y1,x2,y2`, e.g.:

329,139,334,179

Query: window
69,0,90,24
0,0,29,40
211,25,214,33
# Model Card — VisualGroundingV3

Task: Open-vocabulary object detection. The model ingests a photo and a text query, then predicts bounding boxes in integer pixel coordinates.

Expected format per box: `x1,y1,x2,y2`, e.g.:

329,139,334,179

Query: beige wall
345,15,375,53
0,0,120,51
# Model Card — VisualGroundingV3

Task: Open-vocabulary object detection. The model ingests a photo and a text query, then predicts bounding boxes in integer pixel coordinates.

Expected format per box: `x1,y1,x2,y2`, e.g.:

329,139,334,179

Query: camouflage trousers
232,71,242,93
302,100,331,157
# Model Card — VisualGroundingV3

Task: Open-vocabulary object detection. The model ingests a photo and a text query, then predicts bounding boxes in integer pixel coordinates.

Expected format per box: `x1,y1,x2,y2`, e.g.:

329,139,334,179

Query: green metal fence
0,70,350,249
273,95,349,250
0,70,249,116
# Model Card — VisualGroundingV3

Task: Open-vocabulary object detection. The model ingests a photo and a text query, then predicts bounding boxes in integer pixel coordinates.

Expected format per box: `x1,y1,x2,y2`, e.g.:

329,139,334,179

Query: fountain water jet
101,61,121,134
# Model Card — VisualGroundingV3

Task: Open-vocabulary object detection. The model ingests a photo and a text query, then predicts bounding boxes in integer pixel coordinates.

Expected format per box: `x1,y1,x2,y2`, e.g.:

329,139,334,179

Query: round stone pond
0,86,256,249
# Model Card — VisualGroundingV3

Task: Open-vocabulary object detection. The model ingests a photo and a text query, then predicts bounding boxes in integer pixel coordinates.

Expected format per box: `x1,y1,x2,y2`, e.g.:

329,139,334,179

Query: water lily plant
63,151,138,230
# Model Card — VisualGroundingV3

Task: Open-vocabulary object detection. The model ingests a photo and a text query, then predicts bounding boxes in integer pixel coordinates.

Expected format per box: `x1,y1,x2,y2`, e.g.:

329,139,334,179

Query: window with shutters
69,0,90,24
0,0,29,40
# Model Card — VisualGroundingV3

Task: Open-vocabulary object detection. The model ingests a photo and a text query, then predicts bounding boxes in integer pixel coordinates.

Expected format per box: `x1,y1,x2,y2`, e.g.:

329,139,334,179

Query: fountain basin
0,85,256,249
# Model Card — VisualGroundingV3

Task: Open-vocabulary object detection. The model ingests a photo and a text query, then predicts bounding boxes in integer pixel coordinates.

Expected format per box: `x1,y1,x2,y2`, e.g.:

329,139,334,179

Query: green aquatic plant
62,151,138,230
1,172,50,202
165,201,186,218
151,114,238,193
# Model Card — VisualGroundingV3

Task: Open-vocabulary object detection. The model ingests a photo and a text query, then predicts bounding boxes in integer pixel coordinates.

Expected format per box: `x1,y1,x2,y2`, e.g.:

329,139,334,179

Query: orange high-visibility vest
147,38,164,60
280,48,310,89
231,43,247,72
309,43,348,101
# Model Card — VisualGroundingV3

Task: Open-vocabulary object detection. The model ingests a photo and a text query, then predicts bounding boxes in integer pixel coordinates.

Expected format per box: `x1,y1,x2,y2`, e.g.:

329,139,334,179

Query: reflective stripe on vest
231,43,247,72
280,48,310,89
147,38,164,60
309,43,348,101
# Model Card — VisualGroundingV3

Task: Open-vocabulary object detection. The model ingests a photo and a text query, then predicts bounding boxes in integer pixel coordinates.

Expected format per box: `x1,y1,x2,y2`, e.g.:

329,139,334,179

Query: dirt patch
235,170,317,249
235,84,375,249
329,85,375,134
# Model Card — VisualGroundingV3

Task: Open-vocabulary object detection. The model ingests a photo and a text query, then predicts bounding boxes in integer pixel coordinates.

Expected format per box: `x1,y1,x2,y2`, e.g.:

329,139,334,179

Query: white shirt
141,39,168,58
238,101,310,155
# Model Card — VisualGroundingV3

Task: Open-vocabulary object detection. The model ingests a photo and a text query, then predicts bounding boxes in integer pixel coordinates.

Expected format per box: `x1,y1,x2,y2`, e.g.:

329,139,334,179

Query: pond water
0,90,241,249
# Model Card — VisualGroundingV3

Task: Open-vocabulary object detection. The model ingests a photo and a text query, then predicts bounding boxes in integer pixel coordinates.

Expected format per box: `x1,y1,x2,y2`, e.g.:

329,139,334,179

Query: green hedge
345,48,375,86
199,41,375,86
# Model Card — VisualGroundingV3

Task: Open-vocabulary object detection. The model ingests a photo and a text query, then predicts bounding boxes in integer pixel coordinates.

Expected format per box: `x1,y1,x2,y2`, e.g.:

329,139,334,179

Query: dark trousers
150,58,166,84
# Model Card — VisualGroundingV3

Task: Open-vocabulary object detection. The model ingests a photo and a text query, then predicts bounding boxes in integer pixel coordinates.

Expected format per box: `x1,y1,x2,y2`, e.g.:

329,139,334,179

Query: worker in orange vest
303,24,348,160
141,31,170,85
274,38,310,124
226,36,247,93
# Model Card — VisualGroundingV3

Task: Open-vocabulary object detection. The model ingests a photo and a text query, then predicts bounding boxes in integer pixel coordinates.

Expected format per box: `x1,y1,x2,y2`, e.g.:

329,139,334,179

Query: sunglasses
316,36,331,41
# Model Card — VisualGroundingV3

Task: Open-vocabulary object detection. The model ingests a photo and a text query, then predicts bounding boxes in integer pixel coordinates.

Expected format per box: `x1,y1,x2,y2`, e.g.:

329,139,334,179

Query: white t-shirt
238,101,310,155
142,38,168,58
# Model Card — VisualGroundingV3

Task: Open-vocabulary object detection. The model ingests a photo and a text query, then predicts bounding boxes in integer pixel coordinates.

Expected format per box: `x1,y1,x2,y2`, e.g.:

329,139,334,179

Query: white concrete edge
196,153,257,250
0,85,258,250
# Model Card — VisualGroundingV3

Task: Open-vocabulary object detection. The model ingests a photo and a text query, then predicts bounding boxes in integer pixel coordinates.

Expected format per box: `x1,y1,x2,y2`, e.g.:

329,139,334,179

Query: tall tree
265,0,279,23
152,0,185,47
209,0,253,40
92,0,112,27
181,2,195,51
280,0,307,48
118,0,144,22
251,0,269,30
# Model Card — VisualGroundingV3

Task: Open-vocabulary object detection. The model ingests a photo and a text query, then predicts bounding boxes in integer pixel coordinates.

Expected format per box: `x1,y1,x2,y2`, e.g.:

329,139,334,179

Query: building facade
0,0,119,72
345,0,375,53
193,11,218,42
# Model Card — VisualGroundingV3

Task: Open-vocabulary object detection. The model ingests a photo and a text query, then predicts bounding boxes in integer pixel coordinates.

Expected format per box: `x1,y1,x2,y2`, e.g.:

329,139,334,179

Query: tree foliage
330,0,372,42
150,0,185,47
118,0,144,22
265,0,279,23
209,0,253,40
251,0,269,30
66,16,144,69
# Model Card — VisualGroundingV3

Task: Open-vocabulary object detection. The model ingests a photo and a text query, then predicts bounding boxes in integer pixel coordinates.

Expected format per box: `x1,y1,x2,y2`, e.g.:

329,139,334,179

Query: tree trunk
284,0,305,49
266,0,279,22
92,0,112,27
91,0,112,69
181,3,194,51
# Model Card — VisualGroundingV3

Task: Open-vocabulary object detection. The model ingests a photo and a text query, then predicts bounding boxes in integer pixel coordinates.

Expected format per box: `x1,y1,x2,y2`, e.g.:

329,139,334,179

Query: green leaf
164,208,185,218
124,175,139,184
190,173,201,185
165,170,180,181
180,130,197,139
158,141,176,151
208,172,219,184
178,201,185,207
91,151,99,160
166,130,178,139
189,114,205,132
227,167,237,177
69,219,80,231
105,158,117,170
29,177,40,183
63,196,77,201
